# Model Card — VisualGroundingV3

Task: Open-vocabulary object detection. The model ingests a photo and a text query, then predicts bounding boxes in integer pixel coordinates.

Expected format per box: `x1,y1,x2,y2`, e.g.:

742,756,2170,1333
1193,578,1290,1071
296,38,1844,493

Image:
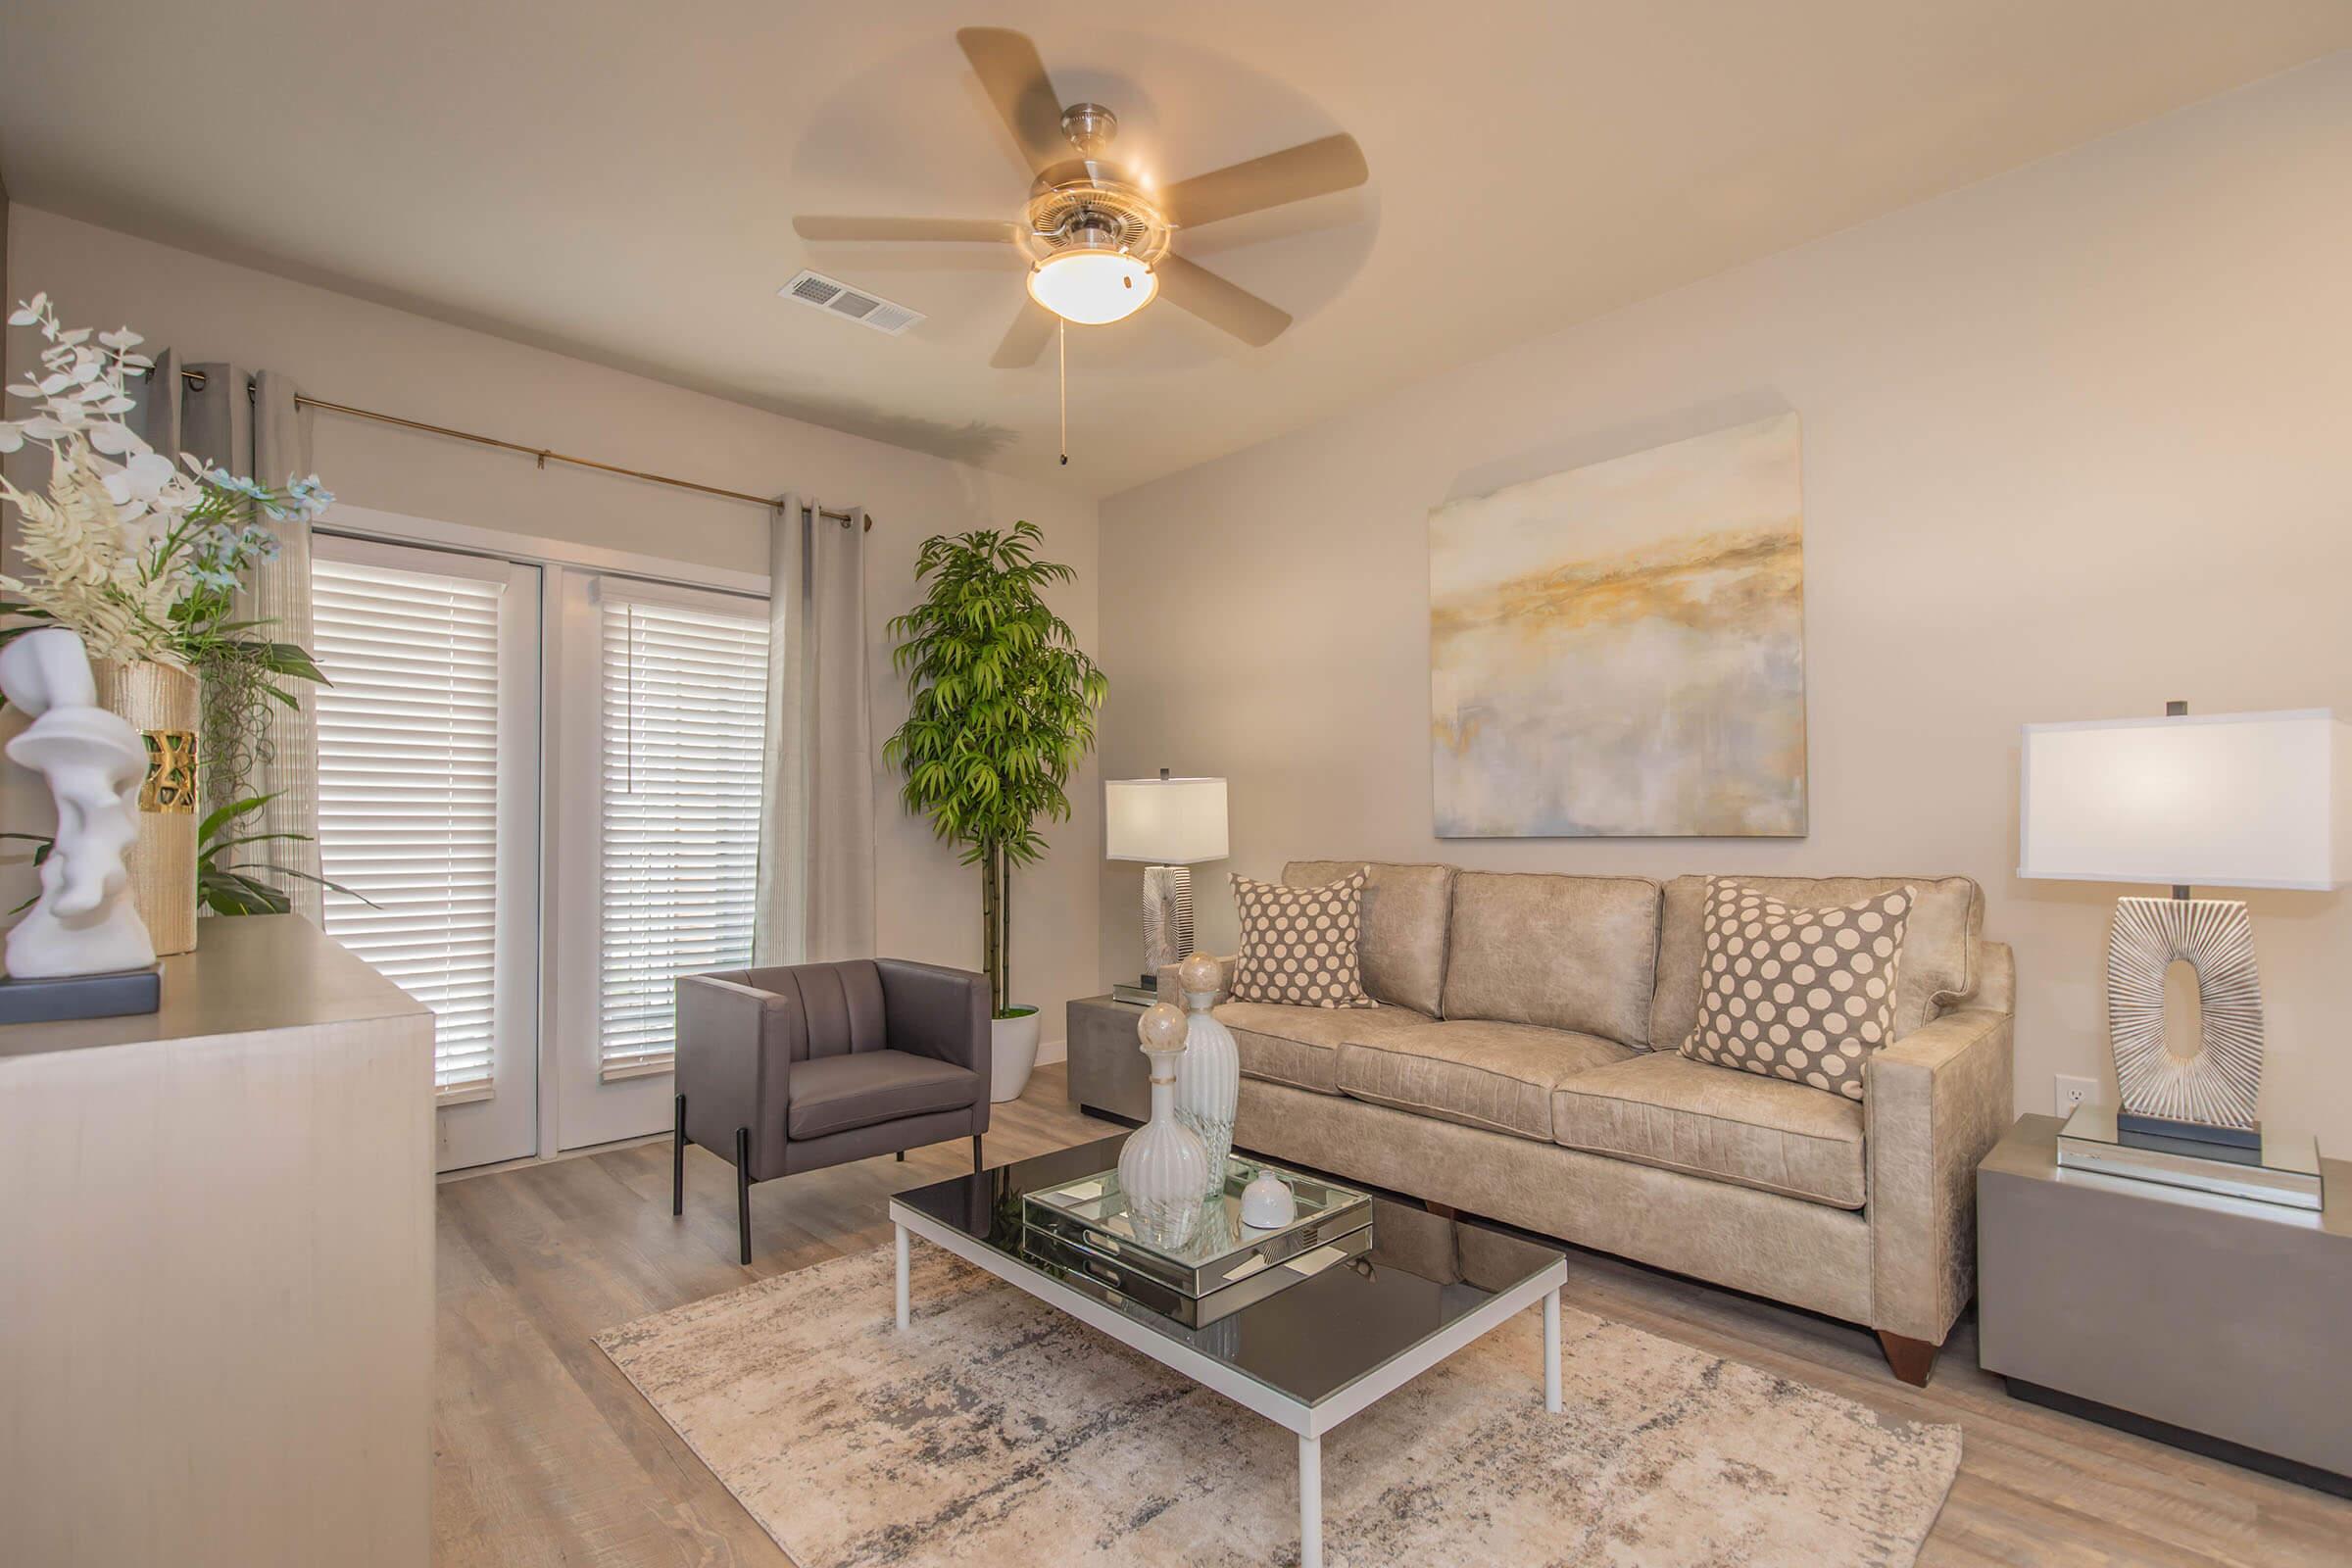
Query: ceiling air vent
779,270,924,336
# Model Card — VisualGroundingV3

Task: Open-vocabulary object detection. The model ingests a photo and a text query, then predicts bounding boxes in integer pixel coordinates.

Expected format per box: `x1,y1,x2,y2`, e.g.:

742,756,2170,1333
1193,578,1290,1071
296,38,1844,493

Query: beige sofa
1163,860,2014,1386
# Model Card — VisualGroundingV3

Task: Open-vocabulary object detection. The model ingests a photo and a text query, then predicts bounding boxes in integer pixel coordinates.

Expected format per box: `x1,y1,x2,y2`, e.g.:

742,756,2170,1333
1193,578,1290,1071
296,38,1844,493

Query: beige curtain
143,354,324,920
753,496,875,963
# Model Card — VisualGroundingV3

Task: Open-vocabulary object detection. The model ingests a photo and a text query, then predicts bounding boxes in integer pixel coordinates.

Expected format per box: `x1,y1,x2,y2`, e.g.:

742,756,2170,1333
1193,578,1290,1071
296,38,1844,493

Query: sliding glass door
312,536,543,1171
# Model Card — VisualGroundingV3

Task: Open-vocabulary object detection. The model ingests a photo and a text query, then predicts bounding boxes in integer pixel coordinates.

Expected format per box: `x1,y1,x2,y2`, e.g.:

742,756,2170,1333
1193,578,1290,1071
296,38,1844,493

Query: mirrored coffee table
889,1135,1567,1568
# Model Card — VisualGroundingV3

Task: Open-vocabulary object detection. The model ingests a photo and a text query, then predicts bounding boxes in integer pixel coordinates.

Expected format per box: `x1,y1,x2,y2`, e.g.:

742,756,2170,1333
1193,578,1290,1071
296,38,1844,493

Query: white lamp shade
2018,709,2349,891
1105,776,1229,864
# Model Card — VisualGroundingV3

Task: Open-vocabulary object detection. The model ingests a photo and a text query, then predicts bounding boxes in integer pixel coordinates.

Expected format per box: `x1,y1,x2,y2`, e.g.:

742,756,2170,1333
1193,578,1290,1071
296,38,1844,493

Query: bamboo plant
884,520,1106,1018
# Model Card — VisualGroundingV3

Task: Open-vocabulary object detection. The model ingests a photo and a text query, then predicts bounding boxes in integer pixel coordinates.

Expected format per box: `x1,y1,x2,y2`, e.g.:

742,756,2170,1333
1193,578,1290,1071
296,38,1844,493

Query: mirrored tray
1021,1155,1372,1299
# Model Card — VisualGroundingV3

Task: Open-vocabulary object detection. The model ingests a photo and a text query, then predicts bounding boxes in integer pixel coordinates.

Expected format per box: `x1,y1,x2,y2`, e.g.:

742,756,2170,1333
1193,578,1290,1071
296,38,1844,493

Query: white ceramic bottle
1172,952,1239,1202
1117,1001,1211,1250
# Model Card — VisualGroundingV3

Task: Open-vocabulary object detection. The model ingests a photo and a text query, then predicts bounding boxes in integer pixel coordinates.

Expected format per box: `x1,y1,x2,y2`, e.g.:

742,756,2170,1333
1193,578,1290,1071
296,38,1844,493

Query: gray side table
1065,994,1151,1123
1978,1114,2351,1494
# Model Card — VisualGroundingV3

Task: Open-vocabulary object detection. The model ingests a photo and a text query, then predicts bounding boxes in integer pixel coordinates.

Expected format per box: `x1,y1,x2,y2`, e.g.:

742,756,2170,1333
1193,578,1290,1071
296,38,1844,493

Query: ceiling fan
793,27,1369,368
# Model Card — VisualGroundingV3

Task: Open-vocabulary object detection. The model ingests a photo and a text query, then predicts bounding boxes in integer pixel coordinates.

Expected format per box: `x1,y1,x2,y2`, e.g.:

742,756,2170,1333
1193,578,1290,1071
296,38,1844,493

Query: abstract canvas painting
1429,413,1806,837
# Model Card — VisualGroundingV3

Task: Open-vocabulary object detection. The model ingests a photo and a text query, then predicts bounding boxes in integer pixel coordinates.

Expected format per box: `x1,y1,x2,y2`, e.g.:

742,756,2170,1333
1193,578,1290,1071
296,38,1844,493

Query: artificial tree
884,520,1105,1018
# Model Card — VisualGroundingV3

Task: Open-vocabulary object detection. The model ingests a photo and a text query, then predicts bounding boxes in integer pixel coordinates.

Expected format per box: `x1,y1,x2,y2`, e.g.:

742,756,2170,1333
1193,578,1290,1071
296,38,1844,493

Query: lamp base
1140,863,1196,980
2107,896,2264,1136
2114,1108,2264,1152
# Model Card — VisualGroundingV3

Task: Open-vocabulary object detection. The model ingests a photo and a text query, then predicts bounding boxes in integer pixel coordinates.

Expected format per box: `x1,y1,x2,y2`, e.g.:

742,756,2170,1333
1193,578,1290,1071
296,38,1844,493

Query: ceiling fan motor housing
1023,162,1170,269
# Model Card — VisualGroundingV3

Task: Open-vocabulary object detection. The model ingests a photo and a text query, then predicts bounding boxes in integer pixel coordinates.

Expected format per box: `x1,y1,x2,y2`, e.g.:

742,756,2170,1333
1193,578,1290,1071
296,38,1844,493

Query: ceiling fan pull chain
1058,317,1068,466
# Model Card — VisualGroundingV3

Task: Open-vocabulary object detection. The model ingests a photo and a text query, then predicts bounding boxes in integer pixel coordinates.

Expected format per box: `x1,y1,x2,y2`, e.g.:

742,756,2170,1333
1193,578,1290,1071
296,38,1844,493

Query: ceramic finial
1137,1000,1188,1055
1177,952,1221,998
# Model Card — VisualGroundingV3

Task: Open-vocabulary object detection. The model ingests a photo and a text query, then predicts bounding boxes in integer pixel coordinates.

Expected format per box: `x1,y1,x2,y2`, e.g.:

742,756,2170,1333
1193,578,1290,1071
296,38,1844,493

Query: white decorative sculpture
2,628,158,979
1117,1001,1211,1250
1172,951,1239,1200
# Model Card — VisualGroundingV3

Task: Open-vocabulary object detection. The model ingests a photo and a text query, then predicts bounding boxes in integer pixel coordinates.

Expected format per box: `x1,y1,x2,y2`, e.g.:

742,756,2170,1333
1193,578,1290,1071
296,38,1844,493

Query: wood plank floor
434,1064,2350,1566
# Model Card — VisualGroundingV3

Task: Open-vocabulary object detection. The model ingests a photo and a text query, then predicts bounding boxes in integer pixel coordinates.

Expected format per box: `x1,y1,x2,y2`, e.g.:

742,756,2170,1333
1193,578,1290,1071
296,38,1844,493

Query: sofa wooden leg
972,1134,984,1173
1424,1200,1458,1221
1877,1330,1940,1387
734,1127,753,1266
671,1095,686,1217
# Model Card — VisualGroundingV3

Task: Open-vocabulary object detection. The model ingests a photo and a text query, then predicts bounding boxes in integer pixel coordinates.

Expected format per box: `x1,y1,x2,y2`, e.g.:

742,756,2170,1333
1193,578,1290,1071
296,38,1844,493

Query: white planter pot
990,1007,1043,1102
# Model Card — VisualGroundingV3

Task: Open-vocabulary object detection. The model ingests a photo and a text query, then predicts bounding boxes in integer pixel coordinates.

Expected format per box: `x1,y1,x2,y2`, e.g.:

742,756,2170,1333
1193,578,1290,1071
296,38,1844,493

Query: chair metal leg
671,1094,686,1217
734,1126,753,1266
972,1134,983,1173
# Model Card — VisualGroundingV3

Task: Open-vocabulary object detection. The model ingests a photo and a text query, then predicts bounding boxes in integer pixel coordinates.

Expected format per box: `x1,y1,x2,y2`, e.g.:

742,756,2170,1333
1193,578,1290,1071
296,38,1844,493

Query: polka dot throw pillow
1228,870,1376,1009
1681,877,1914,1102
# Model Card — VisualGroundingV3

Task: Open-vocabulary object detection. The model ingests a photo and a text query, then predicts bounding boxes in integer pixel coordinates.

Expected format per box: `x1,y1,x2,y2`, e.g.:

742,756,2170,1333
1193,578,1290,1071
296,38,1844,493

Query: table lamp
1105,771,1229,991
2018,705,2347,1149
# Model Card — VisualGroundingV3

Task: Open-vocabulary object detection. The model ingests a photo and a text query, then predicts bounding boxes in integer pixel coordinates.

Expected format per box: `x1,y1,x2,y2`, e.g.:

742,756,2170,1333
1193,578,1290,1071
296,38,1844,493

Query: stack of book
2056,1104,2322,1210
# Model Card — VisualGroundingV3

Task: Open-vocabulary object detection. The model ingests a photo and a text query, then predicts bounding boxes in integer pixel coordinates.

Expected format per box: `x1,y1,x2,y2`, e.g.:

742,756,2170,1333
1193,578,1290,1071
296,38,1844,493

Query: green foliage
196,792,373,916
1,792,372,918
883,520,1106,1014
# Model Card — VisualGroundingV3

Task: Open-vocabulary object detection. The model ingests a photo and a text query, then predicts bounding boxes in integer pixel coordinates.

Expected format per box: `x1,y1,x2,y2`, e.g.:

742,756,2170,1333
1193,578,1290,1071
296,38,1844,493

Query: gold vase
90,657,201,956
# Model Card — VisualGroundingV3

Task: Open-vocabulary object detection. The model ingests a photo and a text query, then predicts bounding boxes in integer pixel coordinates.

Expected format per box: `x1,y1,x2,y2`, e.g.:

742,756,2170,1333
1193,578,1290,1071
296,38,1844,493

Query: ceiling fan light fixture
1027,249,1157,325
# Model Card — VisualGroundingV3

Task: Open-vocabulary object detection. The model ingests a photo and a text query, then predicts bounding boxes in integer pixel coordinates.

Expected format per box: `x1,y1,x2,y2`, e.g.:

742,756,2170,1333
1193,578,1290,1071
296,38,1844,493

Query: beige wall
1098,57,2352,1151
4,208,1101,1057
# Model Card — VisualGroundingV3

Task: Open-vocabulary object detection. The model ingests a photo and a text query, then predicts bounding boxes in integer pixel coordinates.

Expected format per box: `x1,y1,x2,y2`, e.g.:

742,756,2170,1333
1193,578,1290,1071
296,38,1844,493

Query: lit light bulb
1027,250,1158,325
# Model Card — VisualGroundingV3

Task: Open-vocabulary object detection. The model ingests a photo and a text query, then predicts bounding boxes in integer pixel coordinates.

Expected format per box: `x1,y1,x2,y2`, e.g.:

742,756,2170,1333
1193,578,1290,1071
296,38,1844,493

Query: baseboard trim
2003,1378,2351,1497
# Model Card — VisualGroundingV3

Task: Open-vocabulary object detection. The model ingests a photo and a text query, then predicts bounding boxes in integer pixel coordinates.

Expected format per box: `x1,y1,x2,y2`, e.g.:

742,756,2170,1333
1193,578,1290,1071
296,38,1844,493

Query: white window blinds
596,592,769,1080
314,558,507,1099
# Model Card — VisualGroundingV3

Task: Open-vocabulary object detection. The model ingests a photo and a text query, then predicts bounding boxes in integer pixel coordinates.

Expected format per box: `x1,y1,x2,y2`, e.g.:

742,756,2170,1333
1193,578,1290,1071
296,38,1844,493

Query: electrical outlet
2053,1074,2098,1117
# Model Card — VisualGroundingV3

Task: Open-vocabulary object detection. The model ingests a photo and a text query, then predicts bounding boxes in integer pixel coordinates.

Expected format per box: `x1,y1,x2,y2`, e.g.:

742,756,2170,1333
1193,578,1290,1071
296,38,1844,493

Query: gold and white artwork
1430,412,1806,837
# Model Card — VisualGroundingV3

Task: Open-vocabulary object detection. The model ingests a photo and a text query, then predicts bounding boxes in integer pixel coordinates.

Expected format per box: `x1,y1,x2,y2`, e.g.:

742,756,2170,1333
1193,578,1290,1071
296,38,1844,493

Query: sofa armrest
675,972,804,1180
1864,1005,2015,1342
1155,954,1237,1006
875,957,992,1079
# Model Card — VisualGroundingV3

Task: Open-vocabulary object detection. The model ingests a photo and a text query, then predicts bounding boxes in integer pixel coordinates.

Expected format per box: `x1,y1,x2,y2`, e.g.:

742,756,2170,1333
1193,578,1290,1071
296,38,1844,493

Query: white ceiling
5,3,2347,497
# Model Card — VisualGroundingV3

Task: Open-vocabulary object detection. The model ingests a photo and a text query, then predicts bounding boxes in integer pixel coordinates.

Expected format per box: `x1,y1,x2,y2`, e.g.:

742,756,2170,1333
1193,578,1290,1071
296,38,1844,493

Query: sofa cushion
1550,1051,1867,1208
1214,1000,1433,1096
1229,871,1377,1008
1338,1020,1635,1142
1681,879,1914,1102
787,1050,982,1140
1284,860,1455,1016
1440,871,1661,1047
1650,874,1981,1050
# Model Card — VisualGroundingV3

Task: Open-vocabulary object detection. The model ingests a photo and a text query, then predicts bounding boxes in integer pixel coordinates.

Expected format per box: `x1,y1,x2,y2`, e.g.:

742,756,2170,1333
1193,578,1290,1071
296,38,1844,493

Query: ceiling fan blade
991,303,1057,368
1153,254,1293,347
956,27,1067,172
794,217,1016,244
1158,133,1369,229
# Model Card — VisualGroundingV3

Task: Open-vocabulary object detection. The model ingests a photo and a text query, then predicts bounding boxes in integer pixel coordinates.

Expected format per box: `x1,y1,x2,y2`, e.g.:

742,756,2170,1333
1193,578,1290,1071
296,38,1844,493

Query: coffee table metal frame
889,1167,1563,1568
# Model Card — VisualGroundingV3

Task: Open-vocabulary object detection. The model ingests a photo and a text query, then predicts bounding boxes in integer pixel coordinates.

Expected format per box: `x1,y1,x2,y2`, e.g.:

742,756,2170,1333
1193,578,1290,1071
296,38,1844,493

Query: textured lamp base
2108,896,2263,1138
1140,863,1196,982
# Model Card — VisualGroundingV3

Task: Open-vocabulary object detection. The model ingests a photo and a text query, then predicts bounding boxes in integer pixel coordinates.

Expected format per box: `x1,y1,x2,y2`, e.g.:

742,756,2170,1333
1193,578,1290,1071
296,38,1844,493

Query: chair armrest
1154,954,1237,1005
675,972,803,1179
875,958,991,1077
1864,1006,2015,1342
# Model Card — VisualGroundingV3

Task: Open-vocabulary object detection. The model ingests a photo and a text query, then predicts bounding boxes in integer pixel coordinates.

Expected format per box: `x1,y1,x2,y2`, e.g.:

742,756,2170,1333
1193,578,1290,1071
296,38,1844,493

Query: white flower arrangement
0,293,333,667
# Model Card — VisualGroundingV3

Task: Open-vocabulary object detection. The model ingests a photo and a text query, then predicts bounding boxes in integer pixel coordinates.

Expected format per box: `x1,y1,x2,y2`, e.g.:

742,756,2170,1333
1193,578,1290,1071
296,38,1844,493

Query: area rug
598,1247,1959,1567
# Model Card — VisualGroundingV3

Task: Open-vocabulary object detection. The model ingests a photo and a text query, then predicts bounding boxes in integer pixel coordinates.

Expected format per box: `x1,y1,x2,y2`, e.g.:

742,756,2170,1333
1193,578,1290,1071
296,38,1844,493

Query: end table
1978,1113,2350,1494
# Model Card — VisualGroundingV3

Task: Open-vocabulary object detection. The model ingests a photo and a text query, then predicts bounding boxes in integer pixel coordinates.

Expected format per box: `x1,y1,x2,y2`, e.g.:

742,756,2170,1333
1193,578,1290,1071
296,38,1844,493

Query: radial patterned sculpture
2107,896,2264,1132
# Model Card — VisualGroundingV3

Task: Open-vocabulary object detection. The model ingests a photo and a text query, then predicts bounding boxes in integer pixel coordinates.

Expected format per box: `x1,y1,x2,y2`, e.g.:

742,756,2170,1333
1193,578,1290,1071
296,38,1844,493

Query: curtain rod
169,366,871,529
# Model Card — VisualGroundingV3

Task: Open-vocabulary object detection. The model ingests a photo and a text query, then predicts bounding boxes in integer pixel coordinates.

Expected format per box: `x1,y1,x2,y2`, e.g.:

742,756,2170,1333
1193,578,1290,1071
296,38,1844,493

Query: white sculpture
2,628,157,979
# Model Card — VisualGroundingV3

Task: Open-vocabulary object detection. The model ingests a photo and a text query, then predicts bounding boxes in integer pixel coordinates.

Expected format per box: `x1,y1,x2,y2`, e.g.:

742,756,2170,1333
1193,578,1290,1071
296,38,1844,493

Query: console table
1978,1113,2350,1494
0,915,437,1565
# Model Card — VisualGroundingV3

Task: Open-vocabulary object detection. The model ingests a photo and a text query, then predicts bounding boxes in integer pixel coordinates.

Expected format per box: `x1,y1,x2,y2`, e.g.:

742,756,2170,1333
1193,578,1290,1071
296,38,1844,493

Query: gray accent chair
674,957,992,1263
